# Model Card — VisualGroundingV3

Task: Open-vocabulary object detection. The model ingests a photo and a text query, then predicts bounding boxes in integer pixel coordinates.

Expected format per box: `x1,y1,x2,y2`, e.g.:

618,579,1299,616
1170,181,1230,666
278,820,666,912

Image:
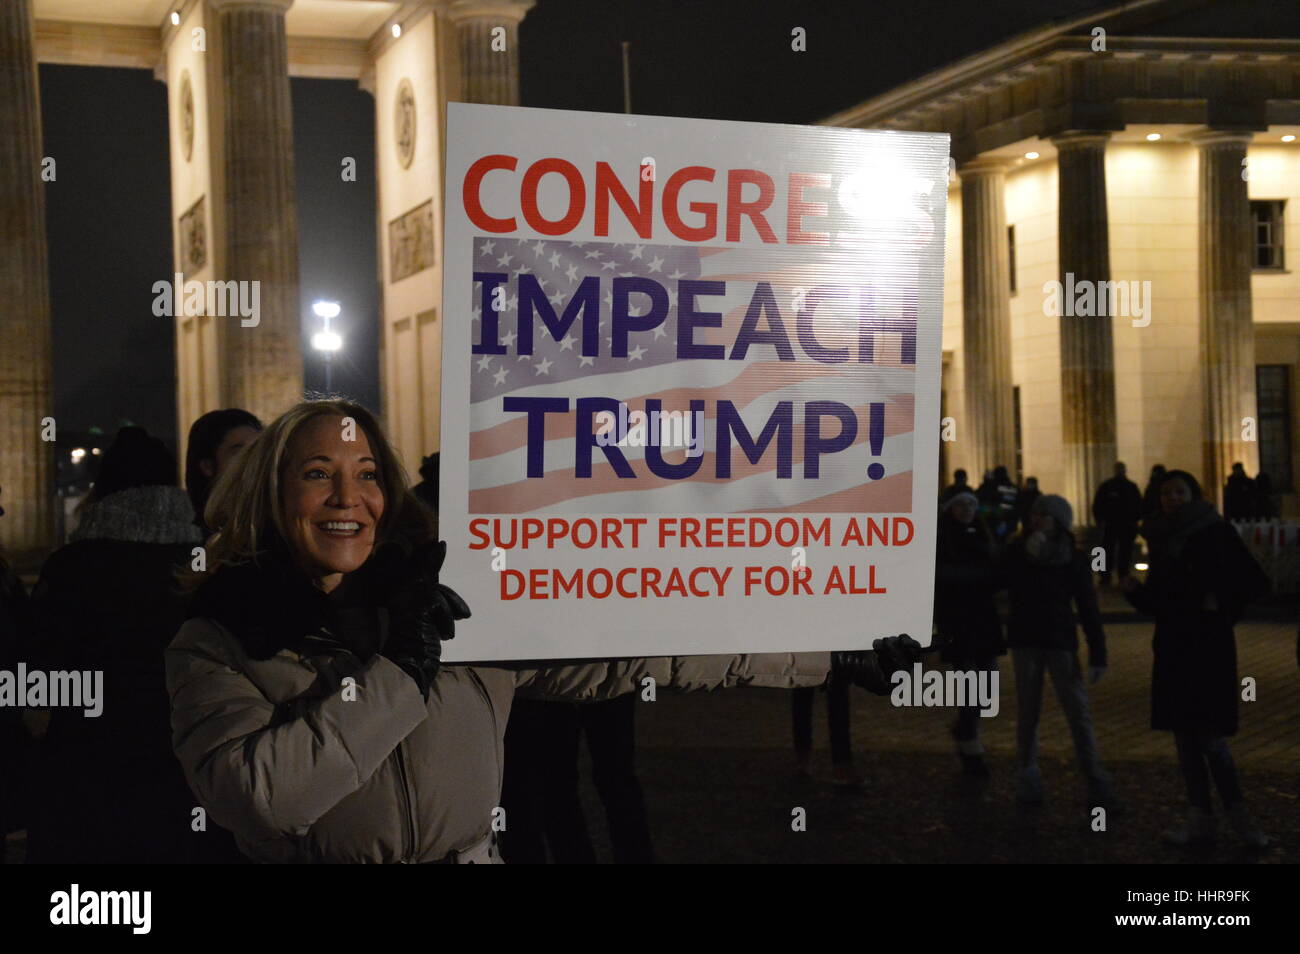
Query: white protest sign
439,103,947,661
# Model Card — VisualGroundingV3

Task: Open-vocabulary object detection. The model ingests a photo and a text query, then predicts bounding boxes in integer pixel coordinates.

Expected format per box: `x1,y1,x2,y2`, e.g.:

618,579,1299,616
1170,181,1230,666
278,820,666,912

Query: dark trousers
500,694,654,864
1100,521,1138,581
791,667,852,765
1174,731,1243,811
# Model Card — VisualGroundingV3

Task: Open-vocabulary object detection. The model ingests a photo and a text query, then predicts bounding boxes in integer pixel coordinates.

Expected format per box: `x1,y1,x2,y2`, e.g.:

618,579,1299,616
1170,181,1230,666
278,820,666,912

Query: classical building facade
825,0,1300,519
3,0,532,562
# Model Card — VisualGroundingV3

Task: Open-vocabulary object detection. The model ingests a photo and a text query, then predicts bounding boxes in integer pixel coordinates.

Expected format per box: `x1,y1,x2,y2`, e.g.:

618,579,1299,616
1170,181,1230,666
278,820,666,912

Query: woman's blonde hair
187,398,434,586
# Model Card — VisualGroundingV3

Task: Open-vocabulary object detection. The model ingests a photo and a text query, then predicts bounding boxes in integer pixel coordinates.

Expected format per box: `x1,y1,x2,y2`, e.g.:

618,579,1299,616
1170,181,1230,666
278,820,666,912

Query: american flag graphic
466,236,917,514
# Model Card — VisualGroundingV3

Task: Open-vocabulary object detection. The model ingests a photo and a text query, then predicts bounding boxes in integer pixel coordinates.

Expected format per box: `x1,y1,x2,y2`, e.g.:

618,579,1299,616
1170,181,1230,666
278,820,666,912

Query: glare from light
1283,135,1297,143
91,447,101,456
71,448,86,464
391,23,402,38
312,300,341,320
170,11,180,25
312,330,343,353
1146,133,1161,142
1024,151,1039,160
1134,562,1149,571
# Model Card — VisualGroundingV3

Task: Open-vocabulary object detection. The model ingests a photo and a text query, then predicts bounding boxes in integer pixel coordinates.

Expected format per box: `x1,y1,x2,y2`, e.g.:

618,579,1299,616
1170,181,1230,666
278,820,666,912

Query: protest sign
439,102,948,661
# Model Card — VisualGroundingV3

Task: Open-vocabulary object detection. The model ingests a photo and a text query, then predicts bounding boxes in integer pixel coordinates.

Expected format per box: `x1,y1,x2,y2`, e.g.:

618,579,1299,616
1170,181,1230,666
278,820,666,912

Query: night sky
39,0,1112,457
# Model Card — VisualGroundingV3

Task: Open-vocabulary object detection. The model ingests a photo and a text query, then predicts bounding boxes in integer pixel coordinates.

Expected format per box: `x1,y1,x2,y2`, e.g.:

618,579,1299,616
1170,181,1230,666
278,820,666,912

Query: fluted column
1054,132,1116,524
0,0,55,565
442,0,535,105
1194,130,1258,504
959,158,1016,480
209,0,302,422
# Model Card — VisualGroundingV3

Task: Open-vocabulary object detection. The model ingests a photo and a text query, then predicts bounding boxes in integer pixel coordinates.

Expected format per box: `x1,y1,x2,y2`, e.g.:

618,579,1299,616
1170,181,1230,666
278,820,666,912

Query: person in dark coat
1092,461,1143,585
1123,469,1271,848
1016,476,1042,528
1222,462,1257,522
24,427,222,863
934,491,1005,776
1253,472,1276,519
1001,494,1114,808
940,468,971,502
0,485,35,860
185,408,262,535
411,453,440,516
1141,464,1167,518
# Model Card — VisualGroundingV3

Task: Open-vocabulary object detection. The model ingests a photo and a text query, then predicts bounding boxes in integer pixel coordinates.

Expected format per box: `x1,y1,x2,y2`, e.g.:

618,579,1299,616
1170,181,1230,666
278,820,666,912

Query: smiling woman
165,397,911,864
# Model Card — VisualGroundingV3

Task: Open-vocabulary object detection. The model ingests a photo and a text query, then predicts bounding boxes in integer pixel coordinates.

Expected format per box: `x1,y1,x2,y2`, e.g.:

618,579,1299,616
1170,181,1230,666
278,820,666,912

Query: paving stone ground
574,608,1299,864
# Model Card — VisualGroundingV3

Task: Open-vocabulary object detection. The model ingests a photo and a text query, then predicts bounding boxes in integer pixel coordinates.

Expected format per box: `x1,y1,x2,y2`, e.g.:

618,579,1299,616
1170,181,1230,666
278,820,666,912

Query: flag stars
628,345,647,361
647,255,665,272
479,239,497,256
476,354,493,372
535,357,554,375
584,249,603,260
668,269,686,280
579,355,595,367
532,240,546,258
601,259,617,271
496,252,514,267
559,334,576,351
493,367,509,385
565,263,580,282
549,251,562,270
502,330,517,348
548,291,565,306
629,245,645,259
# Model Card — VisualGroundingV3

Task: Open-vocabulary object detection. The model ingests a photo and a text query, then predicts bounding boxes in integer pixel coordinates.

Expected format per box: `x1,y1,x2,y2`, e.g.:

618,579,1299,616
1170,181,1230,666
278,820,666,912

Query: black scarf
1139,499,1222,563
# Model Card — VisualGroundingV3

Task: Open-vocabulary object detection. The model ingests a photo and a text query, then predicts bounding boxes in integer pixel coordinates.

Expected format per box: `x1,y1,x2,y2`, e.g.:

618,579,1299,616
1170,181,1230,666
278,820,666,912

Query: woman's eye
305,468,328,479
360,470,379,481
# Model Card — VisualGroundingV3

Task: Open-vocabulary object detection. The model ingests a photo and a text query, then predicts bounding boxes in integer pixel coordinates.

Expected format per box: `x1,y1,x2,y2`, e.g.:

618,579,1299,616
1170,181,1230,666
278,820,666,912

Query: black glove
831,634,925,695
379,541,472,699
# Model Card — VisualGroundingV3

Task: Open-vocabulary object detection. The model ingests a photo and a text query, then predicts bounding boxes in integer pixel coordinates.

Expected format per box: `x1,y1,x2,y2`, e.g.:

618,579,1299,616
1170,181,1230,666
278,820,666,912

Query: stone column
441,0,535,105
1193,130,1258,505
0,0,54,565
958,157,1016,481
1053,132,1117,524
209,0,302,422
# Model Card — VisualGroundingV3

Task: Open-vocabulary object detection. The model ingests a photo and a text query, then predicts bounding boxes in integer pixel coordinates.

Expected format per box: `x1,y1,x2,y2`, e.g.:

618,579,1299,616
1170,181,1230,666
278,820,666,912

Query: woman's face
1160,477,1193,515
213,425,260,478
280,415,385,592
949,498,976,524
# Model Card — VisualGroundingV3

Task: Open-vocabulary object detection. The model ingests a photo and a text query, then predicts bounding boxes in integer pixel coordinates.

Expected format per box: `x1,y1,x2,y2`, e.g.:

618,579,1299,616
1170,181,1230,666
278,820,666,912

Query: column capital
207,0,294,12
1051,130,1111,151
957,155,1015,178
1188,128,1254,149
435,0,535,24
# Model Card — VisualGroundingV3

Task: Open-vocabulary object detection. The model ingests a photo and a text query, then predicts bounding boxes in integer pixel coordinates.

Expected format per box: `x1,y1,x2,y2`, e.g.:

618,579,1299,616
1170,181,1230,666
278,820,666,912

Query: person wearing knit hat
1002,491,1116,810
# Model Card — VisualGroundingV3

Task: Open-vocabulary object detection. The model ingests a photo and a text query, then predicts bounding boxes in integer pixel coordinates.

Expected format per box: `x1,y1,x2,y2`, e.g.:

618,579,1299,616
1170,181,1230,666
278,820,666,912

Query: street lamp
311,300,343,393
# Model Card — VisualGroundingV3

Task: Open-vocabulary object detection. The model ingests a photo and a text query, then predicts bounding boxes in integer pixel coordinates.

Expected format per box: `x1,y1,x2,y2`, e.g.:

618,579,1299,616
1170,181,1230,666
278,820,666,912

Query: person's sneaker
1016,767,1045,805
1163,808,1216,846
832,764,867,792
1225,804,1270,849
960,753,990,777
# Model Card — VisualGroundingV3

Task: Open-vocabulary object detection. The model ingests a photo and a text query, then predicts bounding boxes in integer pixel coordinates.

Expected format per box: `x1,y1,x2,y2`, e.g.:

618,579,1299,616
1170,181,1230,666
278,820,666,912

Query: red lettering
663,166,717,241
787,172,831,245
595,161,653,238
464,154,517,233
521,158,585,236
725,169,777,243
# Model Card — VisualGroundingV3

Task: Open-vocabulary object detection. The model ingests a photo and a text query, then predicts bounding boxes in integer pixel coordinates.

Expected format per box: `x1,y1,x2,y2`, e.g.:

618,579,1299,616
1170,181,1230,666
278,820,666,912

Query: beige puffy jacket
166,616,829,863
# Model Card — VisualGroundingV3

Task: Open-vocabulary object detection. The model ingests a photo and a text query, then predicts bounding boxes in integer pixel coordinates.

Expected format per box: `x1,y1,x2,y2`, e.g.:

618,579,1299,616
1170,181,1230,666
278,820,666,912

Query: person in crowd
166,399,922,863
941,468,971,502
185,408,262,534
976,465,1019,543
24,427,209,863
1016,476,1042,528
1253,472,1276,519
934,491,1005,777
502,694,657,862
0,485,34,862
1141,464,1167,518
1222,462,1257,522
1092,461,1143,586
1123,470,1271,848
411,453,440,517
789,660,862,790
1001,494,1115,809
